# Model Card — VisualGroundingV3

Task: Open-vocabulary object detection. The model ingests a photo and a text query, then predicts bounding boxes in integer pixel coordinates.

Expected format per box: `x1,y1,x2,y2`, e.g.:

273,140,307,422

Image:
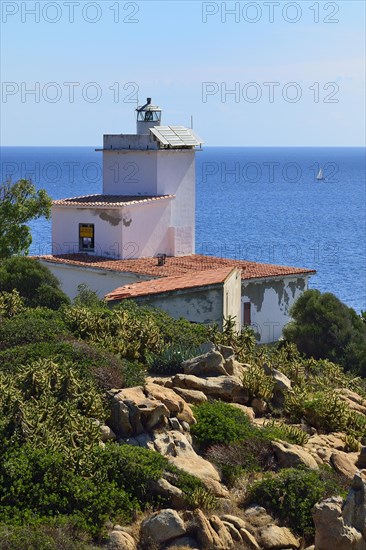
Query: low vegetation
1,257,366,547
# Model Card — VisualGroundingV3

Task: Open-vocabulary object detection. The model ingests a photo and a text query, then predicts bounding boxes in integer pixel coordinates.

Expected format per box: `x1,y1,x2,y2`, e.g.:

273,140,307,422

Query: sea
1,146,365,313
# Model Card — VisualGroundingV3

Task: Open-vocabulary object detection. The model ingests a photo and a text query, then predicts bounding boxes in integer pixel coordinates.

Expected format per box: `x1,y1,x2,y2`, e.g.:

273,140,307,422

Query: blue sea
1,146,365,313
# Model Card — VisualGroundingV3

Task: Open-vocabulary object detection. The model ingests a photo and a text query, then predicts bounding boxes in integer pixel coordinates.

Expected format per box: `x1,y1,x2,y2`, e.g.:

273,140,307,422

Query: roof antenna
190,115,194,129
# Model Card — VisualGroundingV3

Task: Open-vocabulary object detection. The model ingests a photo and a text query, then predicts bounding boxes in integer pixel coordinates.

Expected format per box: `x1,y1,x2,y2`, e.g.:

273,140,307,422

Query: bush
0,257,69,310
93,444,204,505
242,364,274,402
285,387,350,432
206,439,276,486
246,467,346,536
283,290,366,375
147,344,201,375
0,445,136,536
115,301,209,348
0,522,100,550
191,401,256,450
0,308,65,350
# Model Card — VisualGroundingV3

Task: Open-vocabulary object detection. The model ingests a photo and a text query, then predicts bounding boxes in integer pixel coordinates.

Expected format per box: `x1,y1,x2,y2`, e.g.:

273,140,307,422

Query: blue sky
1,0,365,145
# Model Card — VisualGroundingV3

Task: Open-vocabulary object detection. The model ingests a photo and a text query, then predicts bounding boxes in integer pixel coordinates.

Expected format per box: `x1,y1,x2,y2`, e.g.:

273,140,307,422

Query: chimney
157,253,167,266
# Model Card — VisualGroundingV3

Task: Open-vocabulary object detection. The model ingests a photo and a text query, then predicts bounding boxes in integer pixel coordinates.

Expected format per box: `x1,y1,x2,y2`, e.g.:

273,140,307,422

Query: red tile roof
52,194,175,207
38,253,316,280
105,267,238,301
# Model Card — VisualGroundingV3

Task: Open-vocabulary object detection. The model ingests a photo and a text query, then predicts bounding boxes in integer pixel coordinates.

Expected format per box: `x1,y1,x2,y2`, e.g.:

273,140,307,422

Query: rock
147,431,222,486
193,509,233,549
222,521,242,542
148,477,186,509
251,397,268,416
221,514,248,531
109,400,133,437
342,473,366,538
272,441,319,470
217,345,235,360
263,363,292,393
114,386,146,402
144,383,185,414
239,528,261,549
164,535,200,549
331,450,359,480
100,424,116,442
169,454,221,485
140,400,170,430
336,388,366,415
202,477,229,498
172,374,242,401
173,387,208,404
182,350,227,377
258,525,300,549
313,495,366,550
357,447,366,469
140,509,186,545
108,530,136,550
169,417,183,432
243,506,275,529
230,403,255,421
176,401,196,425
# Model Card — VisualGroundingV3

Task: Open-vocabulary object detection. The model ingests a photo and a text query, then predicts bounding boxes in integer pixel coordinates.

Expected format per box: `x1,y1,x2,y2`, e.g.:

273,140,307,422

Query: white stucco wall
131,286,225,327
39,261,152,300
241,275,310,344
52,199,174,259
121,199,173,258
52,206,123,257
157,150,195,255
103,150,158,195
101,148,196,256
223,268,242,331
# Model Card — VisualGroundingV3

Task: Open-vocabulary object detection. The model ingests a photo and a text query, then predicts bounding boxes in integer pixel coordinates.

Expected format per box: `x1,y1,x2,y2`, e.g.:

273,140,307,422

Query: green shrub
285,387,350,432
0,308,65,350
242,364,274,402
261,420,309,446
0,445,136,535
147,344,201,375
93,444,204,504
0,521,99,550
191,401,256,450
283,290,366,375
0,290,25,318
0,257,69,310
246,467,346,536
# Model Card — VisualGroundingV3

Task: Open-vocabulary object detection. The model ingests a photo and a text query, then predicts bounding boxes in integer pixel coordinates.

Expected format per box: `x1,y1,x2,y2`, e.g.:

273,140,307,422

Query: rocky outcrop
331,450,359,480
272,440,319,470
172,373,245,402
140,509,186,545
108,529,136,550
313,474,366,549
258,524,300,549
192,509,234,549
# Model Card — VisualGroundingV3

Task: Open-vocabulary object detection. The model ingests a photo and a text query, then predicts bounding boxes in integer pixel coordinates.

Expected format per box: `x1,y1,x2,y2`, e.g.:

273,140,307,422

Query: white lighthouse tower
51,98,203,259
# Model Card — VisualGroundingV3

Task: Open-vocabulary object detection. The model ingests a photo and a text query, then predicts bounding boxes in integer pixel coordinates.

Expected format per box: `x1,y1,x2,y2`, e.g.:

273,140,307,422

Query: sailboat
316,168,325,181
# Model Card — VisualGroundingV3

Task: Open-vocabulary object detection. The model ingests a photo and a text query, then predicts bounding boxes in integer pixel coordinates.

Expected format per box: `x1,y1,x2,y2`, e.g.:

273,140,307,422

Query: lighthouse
51,98,203,259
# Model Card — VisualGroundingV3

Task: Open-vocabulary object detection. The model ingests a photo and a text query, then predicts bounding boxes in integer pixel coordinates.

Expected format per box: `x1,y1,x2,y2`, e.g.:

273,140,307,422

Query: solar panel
150,125,203,148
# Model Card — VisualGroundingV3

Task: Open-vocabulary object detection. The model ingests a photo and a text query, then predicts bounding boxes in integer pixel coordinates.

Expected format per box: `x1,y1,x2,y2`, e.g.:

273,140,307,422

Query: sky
1,0,365,146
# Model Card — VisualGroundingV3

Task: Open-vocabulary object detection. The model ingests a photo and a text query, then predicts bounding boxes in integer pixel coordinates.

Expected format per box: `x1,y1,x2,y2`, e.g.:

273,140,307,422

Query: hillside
1,278,366,549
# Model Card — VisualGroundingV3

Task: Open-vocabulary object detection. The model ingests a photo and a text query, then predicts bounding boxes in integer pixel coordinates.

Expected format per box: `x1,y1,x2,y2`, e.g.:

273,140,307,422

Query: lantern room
136,97,162,134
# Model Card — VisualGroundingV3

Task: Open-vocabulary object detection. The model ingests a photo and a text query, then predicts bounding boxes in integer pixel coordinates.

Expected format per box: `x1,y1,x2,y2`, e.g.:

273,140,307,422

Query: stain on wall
97,210,123,227
122,212,132,227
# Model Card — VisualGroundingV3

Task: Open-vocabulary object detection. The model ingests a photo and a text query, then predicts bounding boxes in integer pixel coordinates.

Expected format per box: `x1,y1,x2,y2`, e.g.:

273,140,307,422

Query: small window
243,302,251,325
79,224,94,251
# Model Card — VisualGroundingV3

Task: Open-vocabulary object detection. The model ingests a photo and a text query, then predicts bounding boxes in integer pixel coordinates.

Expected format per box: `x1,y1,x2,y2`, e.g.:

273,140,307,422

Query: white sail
317,168,324,180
